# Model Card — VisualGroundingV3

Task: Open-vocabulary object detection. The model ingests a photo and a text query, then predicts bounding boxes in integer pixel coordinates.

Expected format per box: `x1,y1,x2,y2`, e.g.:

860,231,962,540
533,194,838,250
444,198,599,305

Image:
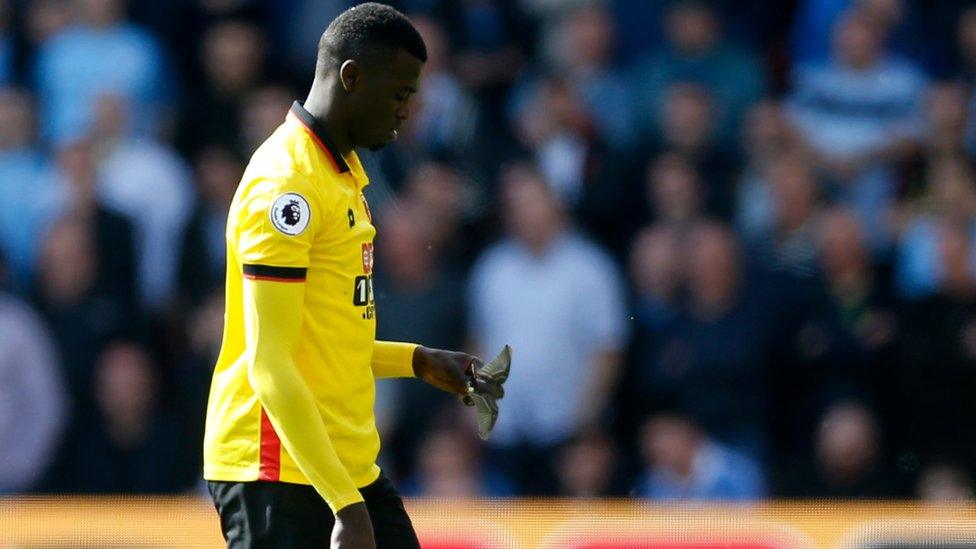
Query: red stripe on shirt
259,408,281,481
287,111,342,173
243,274,306,283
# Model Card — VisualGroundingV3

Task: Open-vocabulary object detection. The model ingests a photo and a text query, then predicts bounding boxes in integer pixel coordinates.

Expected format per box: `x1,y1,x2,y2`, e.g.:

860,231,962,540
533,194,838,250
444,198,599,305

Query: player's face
351,49,423,151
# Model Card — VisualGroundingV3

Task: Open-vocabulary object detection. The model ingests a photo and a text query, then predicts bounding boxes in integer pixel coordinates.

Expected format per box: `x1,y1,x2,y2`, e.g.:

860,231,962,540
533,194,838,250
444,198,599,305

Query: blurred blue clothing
34,23,168,143
787,58,925,250
630,44,765,142
636,440,766,501
894,217,976,299
468,232,627,447
0,149,59,292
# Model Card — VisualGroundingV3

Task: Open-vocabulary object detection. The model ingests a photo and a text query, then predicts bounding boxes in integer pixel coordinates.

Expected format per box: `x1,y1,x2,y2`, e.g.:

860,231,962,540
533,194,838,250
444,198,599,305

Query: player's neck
303,85,354,156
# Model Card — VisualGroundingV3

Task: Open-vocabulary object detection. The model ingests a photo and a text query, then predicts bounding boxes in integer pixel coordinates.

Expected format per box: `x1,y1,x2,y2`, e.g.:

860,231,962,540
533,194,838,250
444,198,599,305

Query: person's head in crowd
37,216,98,308
194,143,243,211
819,207,870,284
555,430,617,497
629,224,684,305
928,156,976,224
767,151,818,236
646,153,702,228
500,162,567,254
936,220,976,298
24,0,72,47
0,87,35,151
815,401,881,488
75,0,124,29
402,162,465,246
833,7,886,70
93,340,159,448
664,0,720,57
518,74,592,149
203,20,267,97
377,203,438,287
924,83,968,155
686,221,741,318
412,422,484,497
54,137,100,213
549,2,615,73
239,84,293,154
742,100,794,164
658,82,715,152
917,462,974,502
639,412,702,482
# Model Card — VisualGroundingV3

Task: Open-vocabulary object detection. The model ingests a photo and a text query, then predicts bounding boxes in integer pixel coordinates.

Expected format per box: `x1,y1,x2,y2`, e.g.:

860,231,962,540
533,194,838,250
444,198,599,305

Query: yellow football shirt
203,101,418,512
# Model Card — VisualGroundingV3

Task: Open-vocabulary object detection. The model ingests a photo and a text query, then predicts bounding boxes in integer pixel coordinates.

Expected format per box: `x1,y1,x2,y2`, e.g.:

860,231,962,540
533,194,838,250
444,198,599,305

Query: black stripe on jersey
243,264,308,281
289,101,350,173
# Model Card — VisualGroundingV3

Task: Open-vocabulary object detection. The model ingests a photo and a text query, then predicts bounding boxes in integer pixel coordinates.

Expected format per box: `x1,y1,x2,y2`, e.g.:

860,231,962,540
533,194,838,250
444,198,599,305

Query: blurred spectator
787,7,926,250
512,74,606,208
0,87,55,291
386,16,480,171
93,93,194,312
646,153,705,234
923,83,969,161
648,83,739,218
635,412,765,501
436,0,532,126
468,164,626,494
750,151,821,275
894,221,976,468
373,201,467,477
0,252,67,493
631,0,765,142
22,0,73,51
917,462,974,503
57,341,184,493
33,0,171,142
32,216,133,411
895,157,976,299
529,3,636,150
772,208,897,460
633,222,772,458
736,101,801,242
43,137,137,306
238,84,293,157
777,400,901,497
176,20,267,155
791,0,931,69
398,162,483,265
177,144,242,305
555,430,619,498
401,422,513,498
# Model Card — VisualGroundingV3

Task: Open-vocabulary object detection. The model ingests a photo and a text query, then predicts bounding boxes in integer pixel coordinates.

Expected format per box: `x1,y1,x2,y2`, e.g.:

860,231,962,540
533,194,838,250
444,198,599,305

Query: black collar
289,101,350,173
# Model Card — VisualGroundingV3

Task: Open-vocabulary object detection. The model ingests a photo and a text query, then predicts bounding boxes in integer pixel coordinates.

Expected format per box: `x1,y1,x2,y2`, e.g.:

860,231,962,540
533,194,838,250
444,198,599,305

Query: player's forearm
243,278,363,513
371,340,418,378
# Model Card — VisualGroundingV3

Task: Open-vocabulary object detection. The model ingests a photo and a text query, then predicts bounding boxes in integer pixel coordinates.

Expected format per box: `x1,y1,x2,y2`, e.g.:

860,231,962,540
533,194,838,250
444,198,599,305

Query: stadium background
4,0,976,546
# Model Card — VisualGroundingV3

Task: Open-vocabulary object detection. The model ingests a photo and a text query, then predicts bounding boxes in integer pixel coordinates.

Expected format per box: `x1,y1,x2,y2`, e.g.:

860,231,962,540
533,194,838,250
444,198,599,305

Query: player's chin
366,132,398,152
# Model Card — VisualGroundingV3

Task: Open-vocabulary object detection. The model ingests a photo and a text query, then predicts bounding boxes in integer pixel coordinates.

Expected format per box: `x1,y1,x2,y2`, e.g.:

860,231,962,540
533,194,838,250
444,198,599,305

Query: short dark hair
317,3,427,75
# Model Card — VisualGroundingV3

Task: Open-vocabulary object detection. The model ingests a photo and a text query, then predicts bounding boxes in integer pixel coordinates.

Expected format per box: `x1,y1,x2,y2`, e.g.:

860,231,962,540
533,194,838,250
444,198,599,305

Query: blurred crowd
3,0,976,503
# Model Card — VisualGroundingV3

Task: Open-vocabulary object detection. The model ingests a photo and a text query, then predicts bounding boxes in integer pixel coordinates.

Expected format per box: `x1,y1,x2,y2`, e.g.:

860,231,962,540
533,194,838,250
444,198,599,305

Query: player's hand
332,502,375,549
412,346,479,395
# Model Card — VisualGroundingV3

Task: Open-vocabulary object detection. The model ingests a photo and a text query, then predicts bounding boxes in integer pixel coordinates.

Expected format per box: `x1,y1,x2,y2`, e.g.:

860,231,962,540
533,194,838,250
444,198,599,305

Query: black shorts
208,473,420,549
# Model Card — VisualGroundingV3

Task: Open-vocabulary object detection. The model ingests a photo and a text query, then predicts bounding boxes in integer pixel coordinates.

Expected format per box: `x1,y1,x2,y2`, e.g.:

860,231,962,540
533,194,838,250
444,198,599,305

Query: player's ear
339,60,359,92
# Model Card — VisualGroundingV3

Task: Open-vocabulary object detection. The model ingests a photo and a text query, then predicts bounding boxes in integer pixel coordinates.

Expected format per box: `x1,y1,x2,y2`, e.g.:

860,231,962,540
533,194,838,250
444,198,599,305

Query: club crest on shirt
270,192,311,236
362,242,374,274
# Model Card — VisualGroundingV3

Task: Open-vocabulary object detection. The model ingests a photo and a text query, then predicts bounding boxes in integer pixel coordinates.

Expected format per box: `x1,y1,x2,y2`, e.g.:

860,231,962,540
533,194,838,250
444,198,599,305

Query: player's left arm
371,340,474,395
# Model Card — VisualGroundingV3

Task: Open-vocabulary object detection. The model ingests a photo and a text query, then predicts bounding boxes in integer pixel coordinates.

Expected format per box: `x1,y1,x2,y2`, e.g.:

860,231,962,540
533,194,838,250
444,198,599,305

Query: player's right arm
236,175,365,515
